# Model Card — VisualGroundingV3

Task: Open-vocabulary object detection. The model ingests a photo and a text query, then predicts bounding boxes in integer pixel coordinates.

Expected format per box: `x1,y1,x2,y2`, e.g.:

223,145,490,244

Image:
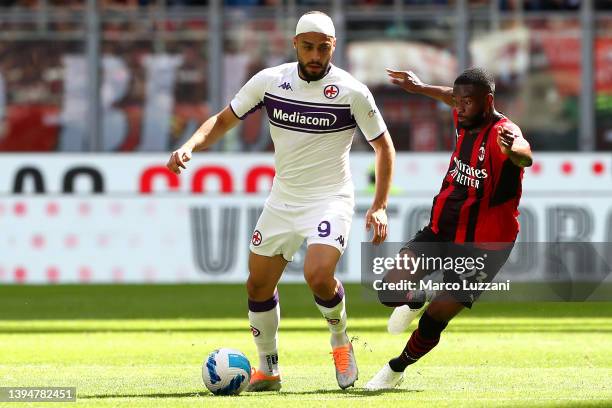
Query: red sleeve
452,108,458,128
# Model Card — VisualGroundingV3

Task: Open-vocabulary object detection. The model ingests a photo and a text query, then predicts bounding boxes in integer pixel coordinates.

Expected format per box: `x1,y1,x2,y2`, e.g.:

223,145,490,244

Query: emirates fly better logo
449,157,488,188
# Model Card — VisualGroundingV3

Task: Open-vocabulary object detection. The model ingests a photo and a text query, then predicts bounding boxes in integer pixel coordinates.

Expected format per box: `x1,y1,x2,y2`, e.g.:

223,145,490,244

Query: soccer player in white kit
167,11,395,390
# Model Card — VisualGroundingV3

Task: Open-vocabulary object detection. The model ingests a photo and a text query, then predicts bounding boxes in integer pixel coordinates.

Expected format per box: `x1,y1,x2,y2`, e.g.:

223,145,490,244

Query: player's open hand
386,69,424,93
366,207,388,245
167,146,192,175
497,126,516,155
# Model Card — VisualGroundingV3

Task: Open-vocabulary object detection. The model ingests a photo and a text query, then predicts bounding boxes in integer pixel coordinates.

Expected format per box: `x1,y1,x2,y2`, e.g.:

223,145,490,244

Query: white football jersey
230,62,387,204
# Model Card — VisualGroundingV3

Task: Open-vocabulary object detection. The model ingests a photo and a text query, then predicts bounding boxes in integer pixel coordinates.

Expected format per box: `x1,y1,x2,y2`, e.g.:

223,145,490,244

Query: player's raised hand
386,69,424,93
497,126,516,155
366,207,388,245
166,146,192,175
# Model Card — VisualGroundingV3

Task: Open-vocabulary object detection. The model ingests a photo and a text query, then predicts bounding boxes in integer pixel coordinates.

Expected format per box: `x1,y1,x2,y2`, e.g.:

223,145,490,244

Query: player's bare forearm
416,84,454,107
366,131,394,244
386,69,454,107
497,126,533,168
369,131,395,210
167,106,240,174
184,106,240,152
506,138,533,168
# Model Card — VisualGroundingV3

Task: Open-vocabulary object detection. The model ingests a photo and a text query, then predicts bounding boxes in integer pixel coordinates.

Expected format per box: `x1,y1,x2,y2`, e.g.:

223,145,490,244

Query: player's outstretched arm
386,68,454,107
497,126,533,168
366,131,395,245
166,106,240,175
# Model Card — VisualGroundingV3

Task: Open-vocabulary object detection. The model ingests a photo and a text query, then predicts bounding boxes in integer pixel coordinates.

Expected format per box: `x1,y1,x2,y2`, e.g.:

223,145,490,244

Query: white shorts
249,196,354,262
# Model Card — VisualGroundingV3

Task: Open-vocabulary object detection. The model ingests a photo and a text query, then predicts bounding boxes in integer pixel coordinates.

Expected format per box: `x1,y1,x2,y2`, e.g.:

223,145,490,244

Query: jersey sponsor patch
448,157,488,189
263,92,356,134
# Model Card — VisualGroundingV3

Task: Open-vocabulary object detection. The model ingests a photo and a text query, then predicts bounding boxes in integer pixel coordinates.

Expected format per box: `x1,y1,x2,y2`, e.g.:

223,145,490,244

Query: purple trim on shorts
248,290,279,312
314,280,345,308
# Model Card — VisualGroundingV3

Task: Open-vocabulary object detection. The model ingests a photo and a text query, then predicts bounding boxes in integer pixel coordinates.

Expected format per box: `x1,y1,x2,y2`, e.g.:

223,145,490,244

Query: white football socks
315,280,349,348
248,295,280,376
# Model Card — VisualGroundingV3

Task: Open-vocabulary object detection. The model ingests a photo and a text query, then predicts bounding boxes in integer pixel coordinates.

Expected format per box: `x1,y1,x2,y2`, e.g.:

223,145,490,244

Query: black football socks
389,311,449,372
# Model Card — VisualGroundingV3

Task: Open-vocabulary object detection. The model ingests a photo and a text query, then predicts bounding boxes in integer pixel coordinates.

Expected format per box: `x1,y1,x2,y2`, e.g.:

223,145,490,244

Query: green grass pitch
0,284,610,407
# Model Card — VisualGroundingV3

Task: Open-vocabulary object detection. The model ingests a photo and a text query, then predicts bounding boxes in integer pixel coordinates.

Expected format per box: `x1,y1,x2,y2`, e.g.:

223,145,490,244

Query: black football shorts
399,226,514,308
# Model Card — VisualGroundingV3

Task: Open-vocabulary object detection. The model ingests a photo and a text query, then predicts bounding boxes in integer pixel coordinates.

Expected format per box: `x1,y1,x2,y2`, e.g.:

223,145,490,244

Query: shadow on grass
279,388,420,396
80,392,208,399
79,388,417,400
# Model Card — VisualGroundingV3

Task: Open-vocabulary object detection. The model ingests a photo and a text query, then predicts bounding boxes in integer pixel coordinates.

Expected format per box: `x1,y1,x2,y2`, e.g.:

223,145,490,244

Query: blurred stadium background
0,0,610,153
0,1,611,406
1,0,612,284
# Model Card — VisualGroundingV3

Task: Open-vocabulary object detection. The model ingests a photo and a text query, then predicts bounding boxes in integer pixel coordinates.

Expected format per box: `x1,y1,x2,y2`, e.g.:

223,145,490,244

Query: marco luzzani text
370,254,511,292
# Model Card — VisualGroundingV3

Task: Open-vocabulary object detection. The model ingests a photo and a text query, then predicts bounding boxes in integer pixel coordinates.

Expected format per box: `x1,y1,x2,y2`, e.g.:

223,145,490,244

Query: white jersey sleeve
230,70,266,119
351,86,387,141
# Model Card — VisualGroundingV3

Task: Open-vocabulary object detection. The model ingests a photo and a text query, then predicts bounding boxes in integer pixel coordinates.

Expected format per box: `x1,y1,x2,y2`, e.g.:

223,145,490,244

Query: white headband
295,13,335,37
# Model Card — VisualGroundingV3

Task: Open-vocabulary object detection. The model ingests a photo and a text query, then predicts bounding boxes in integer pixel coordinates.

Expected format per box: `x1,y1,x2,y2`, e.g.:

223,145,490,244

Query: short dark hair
454,67,495,94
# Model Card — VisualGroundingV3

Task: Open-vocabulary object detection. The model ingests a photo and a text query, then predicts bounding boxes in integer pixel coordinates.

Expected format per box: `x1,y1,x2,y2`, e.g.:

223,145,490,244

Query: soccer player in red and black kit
364,67,533,390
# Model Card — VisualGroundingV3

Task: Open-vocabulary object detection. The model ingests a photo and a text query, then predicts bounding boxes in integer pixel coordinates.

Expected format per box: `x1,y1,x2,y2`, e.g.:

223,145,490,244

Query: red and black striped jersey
428,109,524,243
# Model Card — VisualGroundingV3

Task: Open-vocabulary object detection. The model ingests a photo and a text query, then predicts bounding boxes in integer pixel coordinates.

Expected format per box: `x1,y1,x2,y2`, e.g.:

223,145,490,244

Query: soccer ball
202,348,251,396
